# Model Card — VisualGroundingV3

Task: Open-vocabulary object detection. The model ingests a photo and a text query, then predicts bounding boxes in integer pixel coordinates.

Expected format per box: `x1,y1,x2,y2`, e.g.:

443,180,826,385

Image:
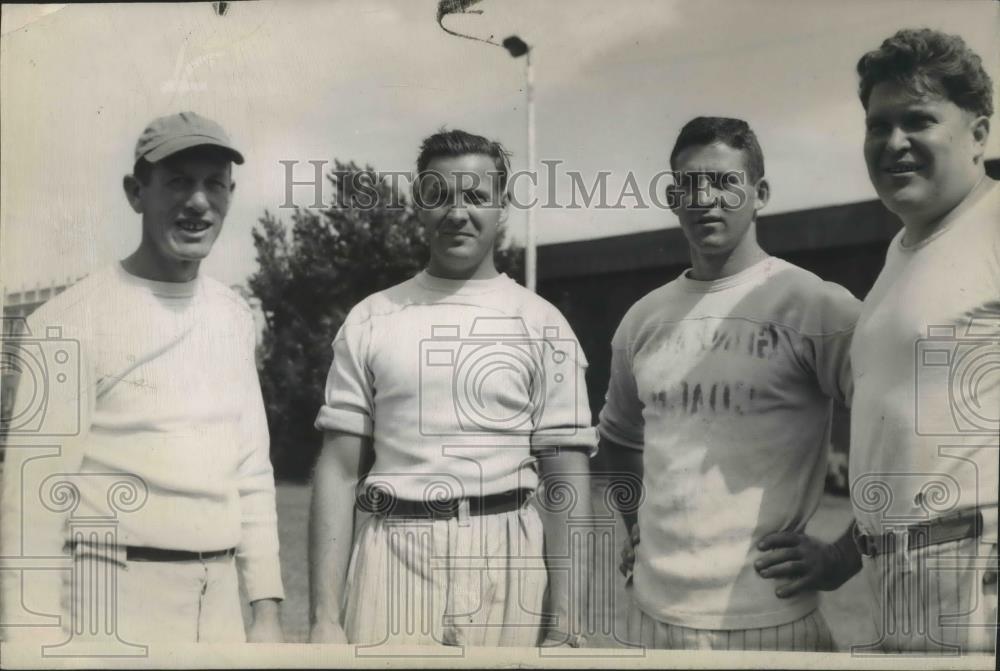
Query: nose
445,201,470,223
185,188,210,214
690,184,719,210
885,126,910,153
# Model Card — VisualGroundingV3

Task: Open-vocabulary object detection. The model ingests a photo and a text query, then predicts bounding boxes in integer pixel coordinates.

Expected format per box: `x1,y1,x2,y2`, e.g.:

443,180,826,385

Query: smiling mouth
884,163,922,175
177,220,212,233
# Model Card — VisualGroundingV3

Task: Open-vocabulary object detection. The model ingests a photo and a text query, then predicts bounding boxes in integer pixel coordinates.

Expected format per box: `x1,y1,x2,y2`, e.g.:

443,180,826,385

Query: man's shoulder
762,258,861,330
474,277,585,343
503,279,568,323
763,258,848,297
616,277,684,332
339,274,422,327
24,266,120,333
200,276,255,321
964,178,1000,239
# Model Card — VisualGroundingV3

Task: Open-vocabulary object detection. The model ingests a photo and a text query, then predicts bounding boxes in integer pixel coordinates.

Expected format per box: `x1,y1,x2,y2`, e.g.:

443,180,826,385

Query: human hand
247,599,284,642
619,524,640,578
309,619,348,644
755,532,851,598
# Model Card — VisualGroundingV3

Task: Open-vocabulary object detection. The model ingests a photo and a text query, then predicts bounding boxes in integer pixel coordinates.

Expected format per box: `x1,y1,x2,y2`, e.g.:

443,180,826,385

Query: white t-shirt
0,264,284,611
850,179,1000,539
315,271,596,500
599,257,860,629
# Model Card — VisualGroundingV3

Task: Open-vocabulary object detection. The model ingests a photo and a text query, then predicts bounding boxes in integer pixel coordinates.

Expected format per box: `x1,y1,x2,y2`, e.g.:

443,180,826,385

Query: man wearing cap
0,112,284,644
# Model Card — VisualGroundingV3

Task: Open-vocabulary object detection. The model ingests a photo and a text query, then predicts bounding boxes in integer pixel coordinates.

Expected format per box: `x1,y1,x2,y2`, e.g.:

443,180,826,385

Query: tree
248,161,523,481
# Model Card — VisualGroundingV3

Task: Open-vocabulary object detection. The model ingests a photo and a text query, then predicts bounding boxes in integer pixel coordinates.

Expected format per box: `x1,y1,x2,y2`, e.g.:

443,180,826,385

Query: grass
257,482,875,648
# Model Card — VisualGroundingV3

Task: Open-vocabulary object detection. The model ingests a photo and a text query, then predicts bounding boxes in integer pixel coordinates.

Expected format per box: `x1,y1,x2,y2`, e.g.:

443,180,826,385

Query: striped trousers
857,536,997,655
343,503,548,647
627,603,835,651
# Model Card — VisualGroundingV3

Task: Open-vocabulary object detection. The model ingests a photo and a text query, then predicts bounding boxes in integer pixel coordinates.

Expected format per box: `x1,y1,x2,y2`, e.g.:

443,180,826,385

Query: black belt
72,542,236,562
125,546,236,562
854,509,983,558
357,488,532,519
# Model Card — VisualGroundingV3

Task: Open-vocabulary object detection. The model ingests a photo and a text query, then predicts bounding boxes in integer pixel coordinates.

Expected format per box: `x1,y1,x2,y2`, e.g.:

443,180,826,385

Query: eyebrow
162,165,230,180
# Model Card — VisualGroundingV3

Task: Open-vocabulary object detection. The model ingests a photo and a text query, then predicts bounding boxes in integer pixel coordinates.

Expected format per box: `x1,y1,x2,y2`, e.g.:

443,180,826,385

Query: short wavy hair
669,116,765,184
416,129,511,194
857,28,994,117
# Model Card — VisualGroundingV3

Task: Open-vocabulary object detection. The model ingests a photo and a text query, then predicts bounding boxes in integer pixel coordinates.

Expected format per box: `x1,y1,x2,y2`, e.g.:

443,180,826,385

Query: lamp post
500,36,536,292
436,3,538,292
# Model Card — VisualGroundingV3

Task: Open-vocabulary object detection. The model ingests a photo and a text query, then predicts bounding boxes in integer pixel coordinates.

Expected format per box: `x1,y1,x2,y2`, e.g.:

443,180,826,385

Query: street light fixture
501,36,529,58
436,3,538,292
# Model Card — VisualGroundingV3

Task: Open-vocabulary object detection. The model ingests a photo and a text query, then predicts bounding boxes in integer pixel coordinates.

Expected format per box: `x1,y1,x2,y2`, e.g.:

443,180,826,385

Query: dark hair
133,157,154,185
857,28,993,117
416,129,511,193
131,145,235,185
669,116,765,183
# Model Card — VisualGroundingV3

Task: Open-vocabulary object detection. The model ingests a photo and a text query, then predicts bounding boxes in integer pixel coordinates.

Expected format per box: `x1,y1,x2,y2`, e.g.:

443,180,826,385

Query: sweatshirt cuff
238,551,286,603
597,423,644,451
314,405,373,437
531,426,599,457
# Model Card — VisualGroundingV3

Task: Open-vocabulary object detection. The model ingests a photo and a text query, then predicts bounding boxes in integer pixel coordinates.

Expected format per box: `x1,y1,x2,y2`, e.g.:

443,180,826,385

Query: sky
2,0,998,292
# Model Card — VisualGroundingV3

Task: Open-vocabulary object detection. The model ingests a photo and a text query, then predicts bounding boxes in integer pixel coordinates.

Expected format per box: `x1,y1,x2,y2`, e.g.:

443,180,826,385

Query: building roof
539,158,999,282
538,198,901,281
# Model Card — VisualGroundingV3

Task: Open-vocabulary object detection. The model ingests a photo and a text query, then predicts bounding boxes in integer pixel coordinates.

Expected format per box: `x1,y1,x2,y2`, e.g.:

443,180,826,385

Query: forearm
308,436,361,627
597,437,643,532
830,522,863,585
537,448,592,637
250,598,281,619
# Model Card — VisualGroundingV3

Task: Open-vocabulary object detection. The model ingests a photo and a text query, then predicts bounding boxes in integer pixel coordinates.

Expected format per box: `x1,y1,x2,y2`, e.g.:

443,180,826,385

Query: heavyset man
309,129,594,647
0,112,284,644
847,28,998,654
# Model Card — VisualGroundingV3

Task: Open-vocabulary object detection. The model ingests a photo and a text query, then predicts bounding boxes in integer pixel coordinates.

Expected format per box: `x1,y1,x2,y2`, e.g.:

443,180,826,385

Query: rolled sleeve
530,324,597,456
314,316,374,437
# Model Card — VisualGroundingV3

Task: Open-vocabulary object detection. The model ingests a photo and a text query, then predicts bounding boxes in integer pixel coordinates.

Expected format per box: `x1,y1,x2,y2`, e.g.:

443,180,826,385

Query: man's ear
753,176,771,212
497,190,510,225
666,183,683,212
123,174,143,214
229,179,236,195
971,115,990,162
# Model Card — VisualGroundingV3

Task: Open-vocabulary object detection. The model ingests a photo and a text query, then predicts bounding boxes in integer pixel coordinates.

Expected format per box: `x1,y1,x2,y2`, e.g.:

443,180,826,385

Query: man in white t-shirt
309,129,595,647
0,112,284,645
846,28,998,654
601,117,862,650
